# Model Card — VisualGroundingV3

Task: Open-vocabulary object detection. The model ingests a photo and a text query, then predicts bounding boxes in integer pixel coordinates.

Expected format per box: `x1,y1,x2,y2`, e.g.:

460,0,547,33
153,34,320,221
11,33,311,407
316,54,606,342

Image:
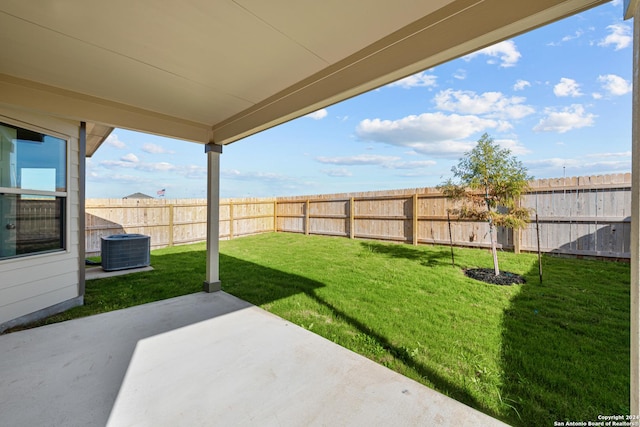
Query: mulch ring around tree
464,268,526,286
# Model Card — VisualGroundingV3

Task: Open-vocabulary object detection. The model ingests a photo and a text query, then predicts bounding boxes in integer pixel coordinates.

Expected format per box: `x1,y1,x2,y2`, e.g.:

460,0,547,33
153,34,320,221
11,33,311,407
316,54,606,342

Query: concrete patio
0,292,509,426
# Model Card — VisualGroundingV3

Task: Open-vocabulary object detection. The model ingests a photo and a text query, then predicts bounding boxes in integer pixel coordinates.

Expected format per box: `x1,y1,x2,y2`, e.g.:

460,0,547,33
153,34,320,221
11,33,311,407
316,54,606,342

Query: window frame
0,118,70,260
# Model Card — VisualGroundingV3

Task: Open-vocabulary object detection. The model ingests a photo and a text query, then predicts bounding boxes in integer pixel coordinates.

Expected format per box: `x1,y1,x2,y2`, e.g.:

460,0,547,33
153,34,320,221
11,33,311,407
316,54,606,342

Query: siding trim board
0,296,83,334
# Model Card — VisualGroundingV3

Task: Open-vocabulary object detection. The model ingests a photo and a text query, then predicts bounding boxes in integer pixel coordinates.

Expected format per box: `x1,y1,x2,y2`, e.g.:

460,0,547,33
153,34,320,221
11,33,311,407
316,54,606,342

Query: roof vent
101,234,150,271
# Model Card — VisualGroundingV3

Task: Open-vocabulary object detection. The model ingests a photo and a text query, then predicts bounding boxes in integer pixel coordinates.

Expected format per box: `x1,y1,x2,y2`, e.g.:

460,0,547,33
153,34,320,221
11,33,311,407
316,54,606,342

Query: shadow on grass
360,241,454,267
305,290,493,416
220,252,497,421
355,242,631,425
499,255,630,426
219,253,325,305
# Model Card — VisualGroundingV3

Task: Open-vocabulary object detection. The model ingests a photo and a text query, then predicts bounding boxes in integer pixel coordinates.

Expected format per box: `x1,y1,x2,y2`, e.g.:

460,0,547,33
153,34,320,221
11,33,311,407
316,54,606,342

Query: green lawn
12,232,631,426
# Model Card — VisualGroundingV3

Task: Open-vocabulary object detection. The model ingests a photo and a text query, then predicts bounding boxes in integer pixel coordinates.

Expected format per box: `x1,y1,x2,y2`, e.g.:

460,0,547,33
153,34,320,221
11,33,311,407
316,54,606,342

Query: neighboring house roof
123,193,154,200
0,0,608,152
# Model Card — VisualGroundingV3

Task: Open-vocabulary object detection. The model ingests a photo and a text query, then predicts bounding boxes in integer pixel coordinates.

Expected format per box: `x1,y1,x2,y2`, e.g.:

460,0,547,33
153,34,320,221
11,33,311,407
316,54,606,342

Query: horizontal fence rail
85,173,631,259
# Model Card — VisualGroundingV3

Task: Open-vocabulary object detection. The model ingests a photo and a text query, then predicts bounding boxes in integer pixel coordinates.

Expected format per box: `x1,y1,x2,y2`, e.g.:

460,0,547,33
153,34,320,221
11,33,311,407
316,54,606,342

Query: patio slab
0,292,509,427
85,265,154,280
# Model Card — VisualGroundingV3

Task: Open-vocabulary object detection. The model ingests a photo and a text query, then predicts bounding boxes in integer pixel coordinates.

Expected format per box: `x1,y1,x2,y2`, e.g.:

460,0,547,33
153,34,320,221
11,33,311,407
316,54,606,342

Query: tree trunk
489,219,500,275
485,189,500,276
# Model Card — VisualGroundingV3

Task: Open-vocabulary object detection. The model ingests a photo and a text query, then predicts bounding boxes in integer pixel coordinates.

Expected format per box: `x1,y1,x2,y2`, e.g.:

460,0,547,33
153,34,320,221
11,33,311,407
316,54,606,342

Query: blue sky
87,1,633,199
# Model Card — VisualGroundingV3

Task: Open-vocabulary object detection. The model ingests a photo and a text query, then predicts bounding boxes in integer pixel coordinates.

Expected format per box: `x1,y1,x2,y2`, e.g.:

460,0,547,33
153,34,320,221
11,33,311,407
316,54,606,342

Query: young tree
438,133,531,275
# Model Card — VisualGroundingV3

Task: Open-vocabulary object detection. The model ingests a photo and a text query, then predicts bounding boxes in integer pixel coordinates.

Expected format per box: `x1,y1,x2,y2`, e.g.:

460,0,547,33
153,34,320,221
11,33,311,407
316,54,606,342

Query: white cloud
142,143,174,154
97,151,208,181
221,169,315,196
88,173,151,185
598,23,632,50
321,168,353,177
453,69,466,80
526,156,630,174
388,71,437,89
98,159,188,175
315,154,400,166
533,104,596,133
586,151,631,158
525,158,582,169
547,29,588,47
495,138,531,156
395,170,442,178
496,121,514,132
410,140,476,157
221,169,295,183
121,153,139,163
105,133,126,149
562,29,585,42
136,162,176,172
390,160,437,169
513,80,531,91
356,112,500,158
598,74,632,96
553,78,583,97
463,40,521,68
306,109,328,120
433,89,535,119
315,155,436,170
100,160,136,169
180,164,207,179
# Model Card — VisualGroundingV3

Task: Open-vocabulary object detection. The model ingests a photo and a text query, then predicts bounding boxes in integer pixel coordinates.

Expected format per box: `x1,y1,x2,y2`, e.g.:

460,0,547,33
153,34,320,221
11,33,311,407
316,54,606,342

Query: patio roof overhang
0,0,609,152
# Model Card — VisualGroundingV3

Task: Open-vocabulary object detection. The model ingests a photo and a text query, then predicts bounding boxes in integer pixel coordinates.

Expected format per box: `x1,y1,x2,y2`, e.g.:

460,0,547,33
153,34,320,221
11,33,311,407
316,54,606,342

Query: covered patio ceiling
0,0,610,155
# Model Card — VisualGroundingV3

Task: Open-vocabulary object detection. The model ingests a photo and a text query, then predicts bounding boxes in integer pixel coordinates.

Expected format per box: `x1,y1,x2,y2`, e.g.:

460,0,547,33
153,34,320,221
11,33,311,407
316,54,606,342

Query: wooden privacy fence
15,198,63,253
85,173,632,259
85,198,276,256
276,188,513,249
520,174,631,258
275,173,631,259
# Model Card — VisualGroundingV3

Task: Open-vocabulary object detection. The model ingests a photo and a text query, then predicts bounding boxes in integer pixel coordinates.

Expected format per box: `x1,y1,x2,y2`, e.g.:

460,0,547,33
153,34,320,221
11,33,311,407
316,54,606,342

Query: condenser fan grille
101,234,150,271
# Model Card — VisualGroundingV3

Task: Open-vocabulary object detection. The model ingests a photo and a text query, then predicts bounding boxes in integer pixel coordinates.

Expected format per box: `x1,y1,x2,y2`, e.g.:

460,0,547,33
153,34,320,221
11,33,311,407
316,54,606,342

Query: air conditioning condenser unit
101,234,150,271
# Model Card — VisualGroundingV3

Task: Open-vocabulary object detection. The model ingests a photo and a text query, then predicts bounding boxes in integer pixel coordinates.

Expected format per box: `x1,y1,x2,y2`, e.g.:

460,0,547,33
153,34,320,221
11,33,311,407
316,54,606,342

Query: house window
0,122,67,259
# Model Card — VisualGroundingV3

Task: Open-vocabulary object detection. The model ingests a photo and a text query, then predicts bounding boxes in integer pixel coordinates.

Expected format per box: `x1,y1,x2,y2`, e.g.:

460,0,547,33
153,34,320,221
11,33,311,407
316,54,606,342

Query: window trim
0,188,67,198
0,119,70,260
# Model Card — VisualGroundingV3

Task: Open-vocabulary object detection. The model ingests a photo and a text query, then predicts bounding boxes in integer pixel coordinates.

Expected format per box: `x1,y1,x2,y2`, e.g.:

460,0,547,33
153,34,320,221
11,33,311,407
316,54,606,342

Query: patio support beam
0,74,212,144
628,0,640,416
203,143,222,293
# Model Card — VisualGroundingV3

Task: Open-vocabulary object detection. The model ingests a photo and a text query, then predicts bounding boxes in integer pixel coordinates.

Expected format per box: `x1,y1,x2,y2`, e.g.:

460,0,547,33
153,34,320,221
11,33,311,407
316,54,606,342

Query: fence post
273,200,278,232
413,193,419,245
229,201,234,239
350,197,355,239
168,204,174,247
513,197,521,254
305,200,310,235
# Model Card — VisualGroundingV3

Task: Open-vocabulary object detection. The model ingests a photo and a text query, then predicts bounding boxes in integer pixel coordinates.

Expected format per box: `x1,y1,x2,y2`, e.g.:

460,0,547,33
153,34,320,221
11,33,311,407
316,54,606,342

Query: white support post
79,122,86,297
627,0,640,416
203,143,222,292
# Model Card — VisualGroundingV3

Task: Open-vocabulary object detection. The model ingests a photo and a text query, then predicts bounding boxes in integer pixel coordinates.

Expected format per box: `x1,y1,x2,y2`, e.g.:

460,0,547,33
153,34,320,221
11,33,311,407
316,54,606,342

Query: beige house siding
0,106,82,330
